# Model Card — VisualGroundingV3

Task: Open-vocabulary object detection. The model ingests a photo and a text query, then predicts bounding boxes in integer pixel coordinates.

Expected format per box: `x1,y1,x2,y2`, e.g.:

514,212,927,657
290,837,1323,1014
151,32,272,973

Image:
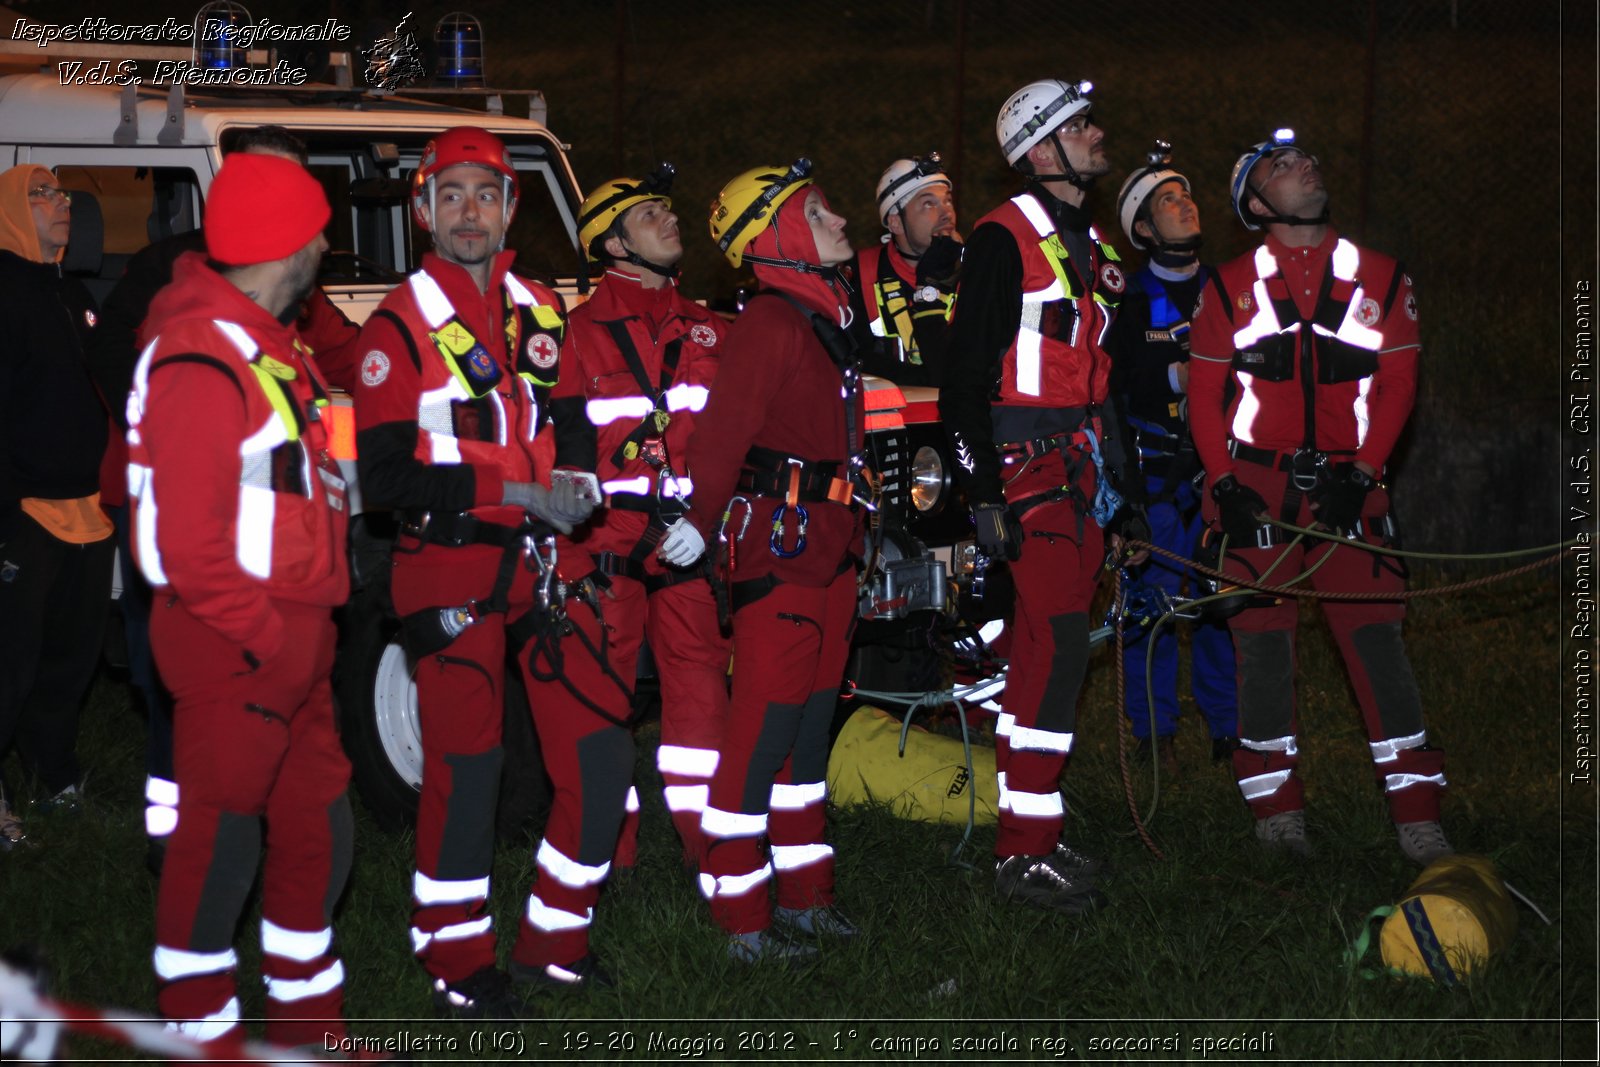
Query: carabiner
769,502,809,559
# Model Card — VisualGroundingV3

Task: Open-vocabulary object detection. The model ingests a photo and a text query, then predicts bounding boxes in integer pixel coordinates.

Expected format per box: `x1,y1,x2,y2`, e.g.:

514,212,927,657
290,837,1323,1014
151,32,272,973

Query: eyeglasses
27,186,72,206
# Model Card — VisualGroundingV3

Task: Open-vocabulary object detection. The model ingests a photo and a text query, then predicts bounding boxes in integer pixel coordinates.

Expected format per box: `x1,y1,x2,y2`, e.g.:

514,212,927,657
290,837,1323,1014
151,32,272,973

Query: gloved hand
1100,505,1152,572
972,501,1024,562
1311,464,1376,536
503,480,595,535
657,517,706,567
1209,474,1270,545
915,234,963,291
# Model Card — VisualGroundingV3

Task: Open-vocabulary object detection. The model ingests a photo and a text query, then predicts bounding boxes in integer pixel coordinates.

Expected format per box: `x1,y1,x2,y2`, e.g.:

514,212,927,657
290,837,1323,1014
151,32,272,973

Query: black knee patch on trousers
575,726,635,865
323,793,355,920
1233,630,1295,741
742,701,805,812
436,747,503,881
189,810,261,951
790,689,836,784
1350,622,1425,737
1037,613,1090,735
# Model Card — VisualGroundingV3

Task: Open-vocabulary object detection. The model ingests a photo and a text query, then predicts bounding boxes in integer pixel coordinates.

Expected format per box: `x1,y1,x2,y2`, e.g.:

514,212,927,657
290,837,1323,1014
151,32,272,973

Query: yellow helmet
577,163,675,263
708,159,813,268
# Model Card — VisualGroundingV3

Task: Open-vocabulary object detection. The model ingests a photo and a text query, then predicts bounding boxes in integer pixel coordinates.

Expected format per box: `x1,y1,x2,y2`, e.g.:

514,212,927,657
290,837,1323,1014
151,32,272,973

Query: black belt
606,492,660,514
591,551,647,583
998,427,1098,464
401,510,532,548
737,445,855,507
1229,441,1355,471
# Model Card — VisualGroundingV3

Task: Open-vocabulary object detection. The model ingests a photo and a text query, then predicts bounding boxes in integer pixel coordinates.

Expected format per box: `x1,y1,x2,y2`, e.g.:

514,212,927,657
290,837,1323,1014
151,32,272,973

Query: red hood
748,190,853,326
142,251,301,351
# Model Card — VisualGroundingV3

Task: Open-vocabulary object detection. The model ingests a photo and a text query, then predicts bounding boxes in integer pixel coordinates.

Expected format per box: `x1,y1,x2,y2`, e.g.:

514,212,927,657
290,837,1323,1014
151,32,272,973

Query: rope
1112,567,1167,860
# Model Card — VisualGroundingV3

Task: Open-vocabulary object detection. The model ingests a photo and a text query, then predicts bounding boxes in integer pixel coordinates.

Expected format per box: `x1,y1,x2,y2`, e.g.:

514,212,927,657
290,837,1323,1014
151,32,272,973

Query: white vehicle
0,31,978,830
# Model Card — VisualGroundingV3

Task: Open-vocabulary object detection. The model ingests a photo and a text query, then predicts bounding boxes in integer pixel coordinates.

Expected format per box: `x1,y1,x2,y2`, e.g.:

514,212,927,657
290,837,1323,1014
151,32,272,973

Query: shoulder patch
1404,291,1418,321
360,350,390,387
689,323,718,348
84,309,97,328
527,332,560,369
1193,289,1205,319
1099,262,1126,294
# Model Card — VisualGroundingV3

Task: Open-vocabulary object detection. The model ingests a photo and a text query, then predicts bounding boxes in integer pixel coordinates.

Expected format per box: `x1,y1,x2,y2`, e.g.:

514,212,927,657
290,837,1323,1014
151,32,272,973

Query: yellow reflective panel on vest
248,363,303,443
532,305,563,331
434,321,477,357
1038,234,1080,300
257,355,299,381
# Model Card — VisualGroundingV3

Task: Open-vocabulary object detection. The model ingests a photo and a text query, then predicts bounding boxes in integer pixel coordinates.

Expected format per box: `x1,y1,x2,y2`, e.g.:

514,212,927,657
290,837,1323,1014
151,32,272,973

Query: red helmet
411,126,519,230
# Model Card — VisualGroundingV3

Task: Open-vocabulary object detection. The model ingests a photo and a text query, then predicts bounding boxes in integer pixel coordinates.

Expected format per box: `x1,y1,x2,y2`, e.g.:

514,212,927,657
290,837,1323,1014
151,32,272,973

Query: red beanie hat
205,153,331,265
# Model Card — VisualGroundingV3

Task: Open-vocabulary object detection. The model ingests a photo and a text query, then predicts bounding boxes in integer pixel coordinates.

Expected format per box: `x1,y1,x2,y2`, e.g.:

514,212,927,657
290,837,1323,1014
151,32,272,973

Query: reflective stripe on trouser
700,570,854,934
145,774,179,838
996,452,1103,857
649,578,732,868
1120,478,1237,739
513,586,639,971
150,599,353,1046
1211,466,1443,822
392,542,531,983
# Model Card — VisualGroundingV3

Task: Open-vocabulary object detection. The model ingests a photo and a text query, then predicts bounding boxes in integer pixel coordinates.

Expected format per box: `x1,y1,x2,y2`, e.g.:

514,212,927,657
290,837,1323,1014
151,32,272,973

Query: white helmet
1230,127,1317,230
996,78,1093,166
875,153,952,227
1116,140,1191,250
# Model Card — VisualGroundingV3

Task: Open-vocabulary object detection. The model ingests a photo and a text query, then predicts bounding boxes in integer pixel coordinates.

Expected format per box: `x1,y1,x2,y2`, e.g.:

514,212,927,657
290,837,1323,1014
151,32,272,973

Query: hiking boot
1050,840,1106,880
772,904,858,941
1395,820,1454,866
511,952,614,991
726,928,820,967
430,966,526,1019
1211,736,1241,763
1254,811,1311,857
0,801,28,852
994,853,1104,914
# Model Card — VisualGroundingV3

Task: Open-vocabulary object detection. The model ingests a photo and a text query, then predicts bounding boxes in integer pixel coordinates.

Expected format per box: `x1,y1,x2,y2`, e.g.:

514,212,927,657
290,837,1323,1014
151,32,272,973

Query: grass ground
0,566,1586,1062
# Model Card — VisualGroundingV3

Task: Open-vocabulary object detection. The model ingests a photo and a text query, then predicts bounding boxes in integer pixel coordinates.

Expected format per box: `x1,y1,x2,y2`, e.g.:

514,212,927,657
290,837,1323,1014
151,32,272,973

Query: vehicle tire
336,573,555,838
335,582,422,832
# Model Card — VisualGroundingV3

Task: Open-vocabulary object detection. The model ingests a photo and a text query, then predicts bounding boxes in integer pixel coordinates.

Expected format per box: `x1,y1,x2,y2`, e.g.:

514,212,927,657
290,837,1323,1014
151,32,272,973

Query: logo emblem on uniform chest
1237,292,1254,313
689,323,717,347
1355,297,1381,327
527,333,559,369
1099,263,1125,294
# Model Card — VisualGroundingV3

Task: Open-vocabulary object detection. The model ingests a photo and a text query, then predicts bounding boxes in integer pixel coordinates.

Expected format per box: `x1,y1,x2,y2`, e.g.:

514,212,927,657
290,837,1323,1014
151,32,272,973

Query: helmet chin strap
618,242,679,279
1023,130,1094,191
1247,183,1330,228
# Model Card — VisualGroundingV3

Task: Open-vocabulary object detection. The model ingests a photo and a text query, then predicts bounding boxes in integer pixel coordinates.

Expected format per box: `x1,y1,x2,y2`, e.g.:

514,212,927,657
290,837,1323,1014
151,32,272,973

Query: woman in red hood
677,160,865,964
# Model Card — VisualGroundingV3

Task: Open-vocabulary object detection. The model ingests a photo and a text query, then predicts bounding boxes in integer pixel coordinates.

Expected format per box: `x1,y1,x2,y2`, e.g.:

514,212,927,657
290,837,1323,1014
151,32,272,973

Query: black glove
915,234,963,291
1210,474,1270,545
972,501,1024,562
1311,464,1376,536
1107,502,1151,548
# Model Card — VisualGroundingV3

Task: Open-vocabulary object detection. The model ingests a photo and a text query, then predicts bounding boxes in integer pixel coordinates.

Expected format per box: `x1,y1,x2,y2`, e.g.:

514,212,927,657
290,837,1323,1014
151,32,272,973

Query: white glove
657,517,706,567
502,480,595,535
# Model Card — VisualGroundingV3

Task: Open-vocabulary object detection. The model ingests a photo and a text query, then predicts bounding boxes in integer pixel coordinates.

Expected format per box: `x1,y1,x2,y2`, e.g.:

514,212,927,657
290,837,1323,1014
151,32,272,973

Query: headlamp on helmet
1115,139,1193,251
708,158,814,268
1229,127,1323,231
875,152,952,227
578,162,677,264
996,78,1093,167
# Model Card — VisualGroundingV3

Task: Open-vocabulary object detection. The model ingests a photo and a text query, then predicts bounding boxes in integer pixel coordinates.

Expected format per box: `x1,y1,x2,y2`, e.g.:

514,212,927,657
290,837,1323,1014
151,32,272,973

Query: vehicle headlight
909,445,946,513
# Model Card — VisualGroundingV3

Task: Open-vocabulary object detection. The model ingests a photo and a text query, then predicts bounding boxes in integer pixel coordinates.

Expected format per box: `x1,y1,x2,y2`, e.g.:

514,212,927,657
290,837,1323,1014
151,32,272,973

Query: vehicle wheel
335,587,422,832
336,582,555,837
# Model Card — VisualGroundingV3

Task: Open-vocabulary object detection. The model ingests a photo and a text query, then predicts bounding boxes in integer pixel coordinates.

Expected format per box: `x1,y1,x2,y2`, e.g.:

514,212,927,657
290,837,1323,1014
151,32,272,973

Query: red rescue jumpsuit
684,208,864,936
543,270,730,872
939,191,1133,859
129,253,353,1046
354,251,631,979
1188,229,1445,823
